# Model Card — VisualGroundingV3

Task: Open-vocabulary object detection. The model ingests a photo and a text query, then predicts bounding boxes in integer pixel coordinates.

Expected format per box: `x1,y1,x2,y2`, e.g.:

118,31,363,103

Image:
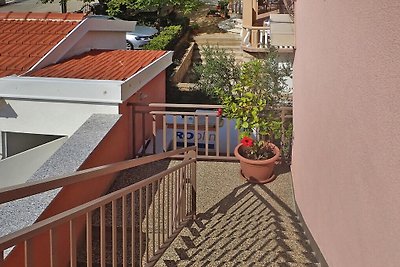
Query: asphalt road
0,0,85,13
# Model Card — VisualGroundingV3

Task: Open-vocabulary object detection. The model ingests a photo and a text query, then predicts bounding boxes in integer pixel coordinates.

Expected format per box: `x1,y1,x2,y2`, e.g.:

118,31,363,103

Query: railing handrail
150,111,217,116
149,103,221,108
0,146,196,205
0,154,196,251
130,103,291,111
129,103,223,109
242,25,270,30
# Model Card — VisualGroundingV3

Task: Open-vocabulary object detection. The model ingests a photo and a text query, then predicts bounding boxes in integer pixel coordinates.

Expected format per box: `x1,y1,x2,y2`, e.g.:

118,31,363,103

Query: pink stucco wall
292,1,400,266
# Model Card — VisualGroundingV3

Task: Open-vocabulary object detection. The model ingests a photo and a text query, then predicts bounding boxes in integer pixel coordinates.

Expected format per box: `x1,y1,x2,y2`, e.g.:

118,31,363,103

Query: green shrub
144,25,182,50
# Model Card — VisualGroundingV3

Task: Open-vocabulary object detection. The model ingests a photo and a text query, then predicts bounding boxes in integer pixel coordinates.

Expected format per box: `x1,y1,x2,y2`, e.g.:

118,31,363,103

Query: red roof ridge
0,12,86,22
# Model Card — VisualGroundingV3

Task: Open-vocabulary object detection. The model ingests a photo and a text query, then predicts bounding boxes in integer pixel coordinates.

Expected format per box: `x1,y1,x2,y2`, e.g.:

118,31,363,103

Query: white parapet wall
0,136,67,188
0,77,121,137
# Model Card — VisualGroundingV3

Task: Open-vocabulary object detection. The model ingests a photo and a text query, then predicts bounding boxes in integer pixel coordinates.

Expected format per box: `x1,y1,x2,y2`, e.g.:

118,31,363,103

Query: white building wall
0,99,119,137
62,31,127,60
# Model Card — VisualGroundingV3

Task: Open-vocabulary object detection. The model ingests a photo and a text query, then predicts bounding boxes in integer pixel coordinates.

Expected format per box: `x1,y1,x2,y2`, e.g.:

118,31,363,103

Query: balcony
0,104,321,266
239,1,295,53
241,25,270,53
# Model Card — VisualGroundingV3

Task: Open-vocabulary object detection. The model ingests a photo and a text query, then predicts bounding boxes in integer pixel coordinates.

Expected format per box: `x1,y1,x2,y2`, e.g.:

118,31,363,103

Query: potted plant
196,47,292,183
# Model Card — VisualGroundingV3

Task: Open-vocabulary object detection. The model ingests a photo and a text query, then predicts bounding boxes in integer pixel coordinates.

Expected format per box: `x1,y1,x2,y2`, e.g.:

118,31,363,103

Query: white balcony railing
241,25,270,52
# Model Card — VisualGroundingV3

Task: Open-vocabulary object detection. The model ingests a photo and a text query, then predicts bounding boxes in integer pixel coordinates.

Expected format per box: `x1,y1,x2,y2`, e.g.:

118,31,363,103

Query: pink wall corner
120,71,166,156
292,1,400,266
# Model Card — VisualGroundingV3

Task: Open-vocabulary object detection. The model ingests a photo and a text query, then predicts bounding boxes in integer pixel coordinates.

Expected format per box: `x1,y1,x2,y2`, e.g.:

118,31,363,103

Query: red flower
217,108,223,117
241,136,253,147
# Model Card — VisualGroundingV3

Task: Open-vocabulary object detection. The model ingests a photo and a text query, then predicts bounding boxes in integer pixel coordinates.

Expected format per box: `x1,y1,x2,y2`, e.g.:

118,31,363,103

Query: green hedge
144,25,182,50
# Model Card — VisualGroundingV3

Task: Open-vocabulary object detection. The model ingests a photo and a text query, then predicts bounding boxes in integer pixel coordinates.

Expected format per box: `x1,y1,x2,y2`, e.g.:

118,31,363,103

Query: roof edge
26,18,136,75
0,77,122,104
121,51,173,101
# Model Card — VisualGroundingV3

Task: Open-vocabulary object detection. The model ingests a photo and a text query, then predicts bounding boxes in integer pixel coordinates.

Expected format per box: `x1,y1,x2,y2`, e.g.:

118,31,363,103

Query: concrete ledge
0,114,121,238
171,42,195,84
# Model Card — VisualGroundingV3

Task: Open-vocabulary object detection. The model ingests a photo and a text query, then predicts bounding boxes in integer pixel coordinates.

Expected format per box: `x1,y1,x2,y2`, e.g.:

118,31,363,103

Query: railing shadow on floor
160,182,319,266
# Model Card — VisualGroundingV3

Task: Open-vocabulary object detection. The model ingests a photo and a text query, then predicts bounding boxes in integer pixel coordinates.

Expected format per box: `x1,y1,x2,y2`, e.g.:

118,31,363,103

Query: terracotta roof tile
27,50,168,81
0,12,85,78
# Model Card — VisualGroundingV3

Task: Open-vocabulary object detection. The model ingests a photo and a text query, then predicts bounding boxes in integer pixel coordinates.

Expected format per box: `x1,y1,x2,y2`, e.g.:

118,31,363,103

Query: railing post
129,104,134,158
49,228,58,267
24,239,33,267
86,212,93,267
152,114,157,154
280,108,286,150
141,112,146,156
0,250,3,267
192,160,197,219
251,28,258,48
69,220,77,267
130,104,136,158
243,28,251,47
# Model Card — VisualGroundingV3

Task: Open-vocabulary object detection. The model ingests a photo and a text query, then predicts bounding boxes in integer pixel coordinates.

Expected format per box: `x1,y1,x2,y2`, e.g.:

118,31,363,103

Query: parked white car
126,26,158,50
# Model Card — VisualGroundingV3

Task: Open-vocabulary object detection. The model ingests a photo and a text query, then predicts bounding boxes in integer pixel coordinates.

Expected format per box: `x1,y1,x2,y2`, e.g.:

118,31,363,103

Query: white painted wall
0,77,122,104
0,99,119,137
0,136,67,188
30,18,135,72
62,31,127,60
0,76,121,136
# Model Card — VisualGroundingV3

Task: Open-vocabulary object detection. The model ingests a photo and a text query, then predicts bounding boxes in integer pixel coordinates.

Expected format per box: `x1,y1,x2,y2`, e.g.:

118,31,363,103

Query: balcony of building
0,103,324,266
233,0,295,54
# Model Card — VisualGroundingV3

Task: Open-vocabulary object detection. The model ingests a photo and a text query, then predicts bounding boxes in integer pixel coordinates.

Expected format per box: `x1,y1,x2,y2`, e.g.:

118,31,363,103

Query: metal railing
130,103,293,161
0,146,197,267
130,103,238,161
283,0,295,17
242,25,270,52
230,0,243,15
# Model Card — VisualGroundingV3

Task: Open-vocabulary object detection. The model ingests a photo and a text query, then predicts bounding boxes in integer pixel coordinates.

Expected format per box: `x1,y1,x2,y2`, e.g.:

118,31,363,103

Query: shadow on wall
0,99,17,118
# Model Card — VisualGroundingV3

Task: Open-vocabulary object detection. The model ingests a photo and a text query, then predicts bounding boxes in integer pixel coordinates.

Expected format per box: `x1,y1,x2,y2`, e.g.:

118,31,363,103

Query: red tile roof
27,50,168,81
0,12,85,78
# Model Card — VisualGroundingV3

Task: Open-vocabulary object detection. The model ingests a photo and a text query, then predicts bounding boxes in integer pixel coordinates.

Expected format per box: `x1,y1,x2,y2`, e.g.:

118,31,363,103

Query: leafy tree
106,0,201,18
195,46,292,144
144,25,182,50
193,45,240,102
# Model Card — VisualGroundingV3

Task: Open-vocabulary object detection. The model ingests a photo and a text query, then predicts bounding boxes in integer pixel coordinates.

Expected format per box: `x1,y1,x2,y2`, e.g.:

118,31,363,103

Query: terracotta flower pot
234,143,280,184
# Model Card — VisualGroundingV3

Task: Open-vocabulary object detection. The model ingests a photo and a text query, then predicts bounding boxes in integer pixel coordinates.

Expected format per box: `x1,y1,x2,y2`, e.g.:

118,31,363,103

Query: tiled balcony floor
101,159,319,266
154,161,320,266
